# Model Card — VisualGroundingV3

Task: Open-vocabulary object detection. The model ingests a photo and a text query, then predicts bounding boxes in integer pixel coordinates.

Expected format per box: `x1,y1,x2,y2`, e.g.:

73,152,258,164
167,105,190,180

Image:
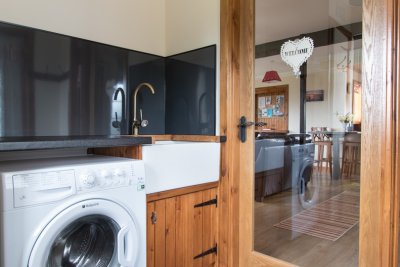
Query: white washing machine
0,155,146,267
283,143,315,190
290,143,320,209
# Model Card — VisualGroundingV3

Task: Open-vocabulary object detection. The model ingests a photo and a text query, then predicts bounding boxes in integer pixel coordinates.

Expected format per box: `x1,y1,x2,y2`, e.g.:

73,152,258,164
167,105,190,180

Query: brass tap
132,82,156,135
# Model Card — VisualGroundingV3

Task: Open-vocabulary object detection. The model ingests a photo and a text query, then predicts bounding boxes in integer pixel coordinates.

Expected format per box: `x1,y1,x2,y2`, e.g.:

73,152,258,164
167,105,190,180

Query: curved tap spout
113,88,126,131
132,82,156,135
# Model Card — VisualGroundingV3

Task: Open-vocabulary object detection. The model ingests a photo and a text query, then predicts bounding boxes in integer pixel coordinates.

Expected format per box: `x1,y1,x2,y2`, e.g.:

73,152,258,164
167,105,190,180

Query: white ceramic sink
142,141,220,194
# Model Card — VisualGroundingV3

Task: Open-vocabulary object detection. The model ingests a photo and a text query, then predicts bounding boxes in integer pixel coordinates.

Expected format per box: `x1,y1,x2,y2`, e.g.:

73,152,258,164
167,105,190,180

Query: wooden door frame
218,0,400,266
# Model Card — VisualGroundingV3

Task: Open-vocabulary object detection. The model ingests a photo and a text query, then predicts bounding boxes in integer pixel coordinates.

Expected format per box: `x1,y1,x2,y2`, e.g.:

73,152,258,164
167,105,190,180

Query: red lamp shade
262,71,281,82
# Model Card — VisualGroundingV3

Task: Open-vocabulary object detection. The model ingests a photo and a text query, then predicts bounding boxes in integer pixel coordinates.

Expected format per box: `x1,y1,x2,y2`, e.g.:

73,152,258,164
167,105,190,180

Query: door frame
218,0,400,266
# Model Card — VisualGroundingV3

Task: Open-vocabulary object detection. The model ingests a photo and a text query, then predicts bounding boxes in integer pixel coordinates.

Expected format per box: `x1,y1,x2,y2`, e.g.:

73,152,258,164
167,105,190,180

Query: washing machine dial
113,169,126,185
99,170,112,187
80,172,97,188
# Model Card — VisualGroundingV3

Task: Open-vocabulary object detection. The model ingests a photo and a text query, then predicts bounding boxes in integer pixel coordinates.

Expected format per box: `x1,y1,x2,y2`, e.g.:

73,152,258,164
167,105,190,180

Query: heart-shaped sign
280,37,314,77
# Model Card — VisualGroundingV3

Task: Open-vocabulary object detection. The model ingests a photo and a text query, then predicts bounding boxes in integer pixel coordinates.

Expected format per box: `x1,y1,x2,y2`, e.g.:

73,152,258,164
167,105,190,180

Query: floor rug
274,190,360,241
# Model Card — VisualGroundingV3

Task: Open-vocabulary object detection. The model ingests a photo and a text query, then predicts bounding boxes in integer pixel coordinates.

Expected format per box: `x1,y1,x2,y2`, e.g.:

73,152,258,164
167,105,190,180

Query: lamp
262,71,281,82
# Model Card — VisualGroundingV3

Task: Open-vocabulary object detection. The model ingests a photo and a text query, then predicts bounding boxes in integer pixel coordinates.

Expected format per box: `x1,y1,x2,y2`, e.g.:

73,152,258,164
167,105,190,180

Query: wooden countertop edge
146,181,219,202
136,135,226,143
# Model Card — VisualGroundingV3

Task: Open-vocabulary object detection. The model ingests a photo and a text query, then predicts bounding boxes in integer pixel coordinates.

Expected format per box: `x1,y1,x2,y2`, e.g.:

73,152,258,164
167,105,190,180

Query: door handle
117,226,134,267
238,116,267,142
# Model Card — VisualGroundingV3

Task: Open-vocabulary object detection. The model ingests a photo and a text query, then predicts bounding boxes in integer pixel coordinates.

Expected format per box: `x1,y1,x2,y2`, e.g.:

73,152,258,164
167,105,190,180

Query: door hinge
194,196,217,208
151,211,157,224
194,244,218,259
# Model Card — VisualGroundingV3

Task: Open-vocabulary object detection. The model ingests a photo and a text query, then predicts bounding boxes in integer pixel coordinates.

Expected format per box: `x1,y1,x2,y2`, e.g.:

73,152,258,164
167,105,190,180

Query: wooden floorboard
254,172,360,267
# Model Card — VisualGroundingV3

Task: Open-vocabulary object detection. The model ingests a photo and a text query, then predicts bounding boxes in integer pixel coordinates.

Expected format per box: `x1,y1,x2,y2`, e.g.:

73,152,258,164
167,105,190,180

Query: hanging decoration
280,36,314,77
336,55,352,72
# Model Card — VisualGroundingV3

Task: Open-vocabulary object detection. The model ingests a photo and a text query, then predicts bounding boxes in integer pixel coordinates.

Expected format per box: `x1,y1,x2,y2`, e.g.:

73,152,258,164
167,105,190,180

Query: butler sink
142,141,220,194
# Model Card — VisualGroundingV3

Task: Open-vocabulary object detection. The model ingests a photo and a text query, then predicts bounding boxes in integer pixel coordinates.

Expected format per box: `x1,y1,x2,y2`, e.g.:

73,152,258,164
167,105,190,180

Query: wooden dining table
310,131,361,179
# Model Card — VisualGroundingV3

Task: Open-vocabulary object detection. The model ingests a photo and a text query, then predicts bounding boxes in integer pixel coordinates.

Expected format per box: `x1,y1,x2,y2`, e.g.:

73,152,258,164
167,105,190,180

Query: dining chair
311,127,333,178
340,132,361,178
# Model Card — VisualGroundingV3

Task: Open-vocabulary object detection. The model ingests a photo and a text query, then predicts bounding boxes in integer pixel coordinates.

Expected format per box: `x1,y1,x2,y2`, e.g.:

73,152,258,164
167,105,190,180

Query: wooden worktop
140,134,226,143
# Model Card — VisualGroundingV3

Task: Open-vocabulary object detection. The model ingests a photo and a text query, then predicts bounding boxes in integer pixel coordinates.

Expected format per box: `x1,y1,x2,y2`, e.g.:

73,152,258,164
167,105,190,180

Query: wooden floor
254,171,360,267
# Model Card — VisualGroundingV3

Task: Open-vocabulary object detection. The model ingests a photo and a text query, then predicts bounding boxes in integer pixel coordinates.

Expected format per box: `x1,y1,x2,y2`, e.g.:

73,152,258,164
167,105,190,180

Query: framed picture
306,89,324,102
258,96,266,109
276,95,284,105
267,108,273,118
265,96,272,105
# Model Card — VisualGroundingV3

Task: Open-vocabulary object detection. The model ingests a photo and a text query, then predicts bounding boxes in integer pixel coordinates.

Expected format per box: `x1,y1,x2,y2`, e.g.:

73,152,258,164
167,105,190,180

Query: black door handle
238,116,253,142
238,116,267,142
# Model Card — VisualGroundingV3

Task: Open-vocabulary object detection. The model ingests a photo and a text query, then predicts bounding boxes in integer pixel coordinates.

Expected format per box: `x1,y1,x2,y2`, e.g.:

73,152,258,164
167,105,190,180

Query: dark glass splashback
0,21,215,137
165,46,216,135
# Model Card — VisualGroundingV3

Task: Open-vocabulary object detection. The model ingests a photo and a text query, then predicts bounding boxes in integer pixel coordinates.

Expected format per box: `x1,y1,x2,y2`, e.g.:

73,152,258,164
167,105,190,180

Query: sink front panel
142,142,220,193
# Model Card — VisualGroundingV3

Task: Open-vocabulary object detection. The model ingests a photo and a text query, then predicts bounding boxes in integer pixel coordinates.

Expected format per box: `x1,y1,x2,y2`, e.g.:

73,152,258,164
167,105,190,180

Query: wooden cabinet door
147,188,218,267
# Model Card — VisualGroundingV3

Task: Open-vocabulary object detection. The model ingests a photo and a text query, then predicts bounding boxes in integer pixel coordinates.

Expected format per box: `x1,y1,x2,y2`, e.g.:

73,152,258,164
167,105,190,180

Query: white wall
165,0,219,56
0,0,166,56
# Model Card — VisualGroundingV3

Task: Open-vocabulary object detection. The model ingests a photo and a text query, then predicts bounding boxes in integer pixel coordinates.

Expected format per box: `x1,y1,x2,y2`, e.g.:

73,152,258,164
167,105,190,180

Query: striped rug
274,190,360,241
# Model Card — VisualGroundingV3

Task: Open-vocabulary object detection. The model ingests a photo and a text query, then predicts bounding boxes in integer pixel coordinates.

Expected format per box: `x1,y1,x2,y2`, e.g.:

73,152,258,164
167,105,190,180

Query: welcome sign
280,37,314,77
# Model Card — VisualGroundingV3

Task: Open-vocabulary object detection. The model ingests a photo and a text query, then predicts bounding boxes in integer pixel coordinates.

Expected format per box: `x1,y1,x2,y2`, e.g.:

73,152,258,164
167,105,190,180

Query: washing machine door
297,158,319,209
28,199,139,267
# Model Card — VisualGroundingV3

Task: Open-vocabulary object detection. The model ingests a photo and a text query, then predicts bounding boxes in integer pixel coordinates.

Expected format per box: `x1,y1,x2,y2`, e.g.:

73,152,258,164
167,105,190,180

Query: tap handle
139,109,149,127
141,120,149,127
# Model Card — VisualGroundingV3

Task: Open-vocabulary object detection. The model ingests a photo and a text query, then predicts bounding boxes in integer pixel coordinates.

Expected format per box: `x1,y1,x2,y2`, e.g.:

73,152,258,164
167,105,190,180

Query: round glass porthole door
47,215,119,267
29,199,139,267
298,159,319,209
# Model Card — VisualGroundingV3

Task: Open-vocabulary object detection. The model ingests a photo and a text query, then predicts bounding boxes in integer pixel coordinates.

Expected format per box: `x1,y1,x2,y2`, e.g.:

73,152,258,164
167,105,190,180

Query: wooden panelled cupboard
147,186,218,267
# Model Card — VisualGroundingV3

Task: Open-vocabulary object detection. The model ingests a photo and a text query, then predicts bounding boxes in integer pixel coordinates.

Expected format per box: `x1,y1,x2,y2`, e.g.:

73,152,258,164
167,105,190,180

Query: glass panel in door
254,1,362,266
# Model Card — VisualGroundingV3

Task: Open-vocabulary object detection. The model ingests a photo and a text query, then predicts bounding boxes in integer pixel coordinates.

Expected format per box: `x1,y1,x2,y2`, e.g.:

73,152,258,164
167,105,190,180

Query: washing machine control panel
76,161,145,192
78,168,128,189
6,157,145,208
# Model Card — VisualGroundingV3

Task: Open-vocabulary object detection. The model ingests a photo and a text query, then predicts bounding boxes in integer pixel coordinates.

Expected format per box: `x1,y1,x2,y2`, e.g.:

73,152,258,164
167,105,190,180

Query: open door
219,0,400,266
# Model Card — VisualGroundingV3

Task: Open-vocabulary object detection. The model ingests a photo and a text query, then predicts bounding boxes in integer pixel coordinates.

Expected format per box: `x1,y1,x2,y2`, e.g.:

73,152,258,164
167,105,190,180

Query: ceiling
255,0,362,45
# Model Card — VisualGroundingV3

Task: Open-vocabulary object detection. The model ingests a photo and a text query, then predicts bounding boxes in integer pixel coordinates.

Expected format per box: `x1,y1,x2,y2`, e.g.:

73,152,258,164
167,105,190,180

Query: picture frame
306,89,324,102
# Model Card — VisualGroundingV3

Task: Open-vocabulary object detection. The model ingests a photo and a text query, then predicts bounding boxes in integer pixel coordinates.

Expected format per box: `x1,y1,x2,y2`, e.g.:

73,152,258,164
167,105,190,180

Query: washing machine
283,143,315,189
0,155,146,267
283,142,317,208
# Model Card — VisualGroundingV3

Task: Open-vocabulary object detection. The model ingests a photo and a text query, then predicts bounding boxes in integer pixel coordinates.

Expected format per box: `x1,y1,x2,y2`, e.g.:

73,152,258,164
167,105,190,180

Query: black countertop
0,135,152,151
